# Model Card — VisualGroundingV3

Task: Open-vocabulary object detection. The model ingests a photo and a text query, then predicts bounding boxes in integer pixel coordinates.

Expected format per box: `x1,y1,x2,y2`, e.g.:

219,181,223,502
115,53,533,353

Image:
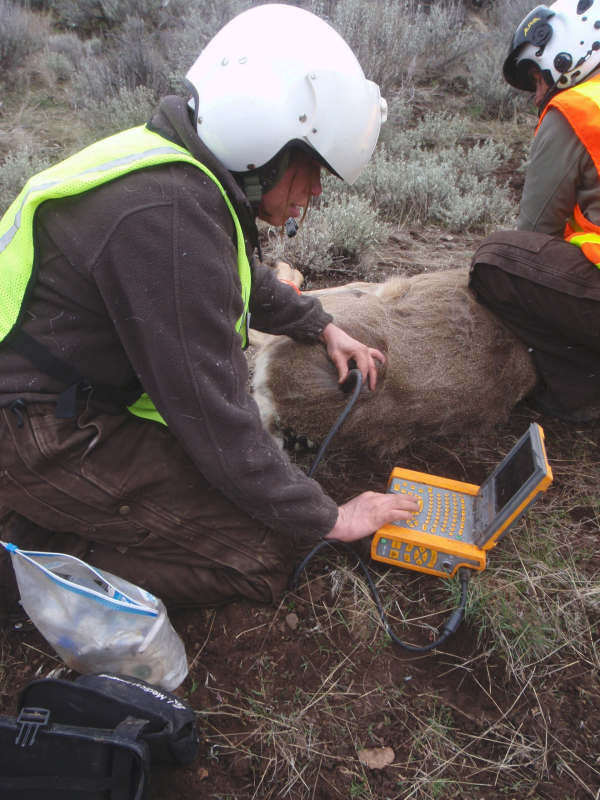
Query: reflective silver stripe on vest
0,146,186,253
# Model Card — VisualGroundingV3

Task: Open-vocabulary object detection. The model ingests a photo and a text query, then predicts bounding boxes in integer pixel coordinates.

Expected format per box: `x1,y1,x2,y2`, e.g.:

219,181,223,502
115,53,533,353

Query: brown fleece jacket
0,96,338,541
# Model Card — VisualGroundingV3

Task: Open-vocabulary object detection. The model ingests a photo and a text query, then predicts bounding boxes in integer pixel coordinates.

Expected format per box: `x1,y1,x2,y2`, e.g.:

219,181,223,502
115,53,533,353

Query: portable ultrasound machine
371,422,553,578
293,370,554,651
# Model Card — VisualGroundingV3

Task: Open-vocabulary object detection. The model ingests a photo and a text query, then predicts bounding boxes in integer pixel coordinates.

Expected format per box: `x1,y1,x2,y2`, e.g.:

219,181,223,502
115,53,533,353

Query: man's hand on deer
325,491,419,542
319,323,385,389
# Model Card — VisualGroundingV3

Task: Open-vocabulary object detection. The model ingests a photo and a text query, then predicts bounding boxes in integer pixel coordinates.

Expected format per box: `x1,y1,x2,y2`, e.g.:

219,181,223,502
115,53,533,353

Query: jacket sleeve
518,109,596,236
248,260,333,343
91,164,338,542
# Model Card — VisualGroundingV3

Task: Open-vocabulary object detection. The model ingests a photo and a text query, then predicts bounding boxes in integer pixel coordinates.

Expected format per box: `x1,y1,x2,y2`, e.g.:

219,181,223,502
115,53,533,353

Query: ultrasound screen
493,438,536,514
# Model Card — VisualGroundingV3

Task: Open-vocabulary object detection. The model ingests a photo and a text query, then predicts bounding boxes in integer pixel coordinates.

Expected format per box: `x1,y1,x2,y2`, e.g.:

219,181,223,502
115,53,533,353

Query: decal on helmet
524,17,541,35
504,0,600,91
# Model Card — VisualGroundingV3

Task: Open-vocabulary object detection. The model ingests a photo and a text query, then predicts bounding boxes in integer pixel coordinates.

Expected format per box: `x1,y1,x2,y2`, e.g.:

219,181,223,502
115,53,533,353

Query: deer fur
252,268,539,457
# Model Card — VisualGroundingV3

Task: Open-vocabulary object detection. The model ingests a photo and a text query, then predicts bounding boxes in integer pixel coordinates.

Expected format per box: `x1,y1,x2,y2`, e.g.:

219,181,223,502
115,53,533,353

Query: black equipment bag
19,672,198,765
0,708,150,800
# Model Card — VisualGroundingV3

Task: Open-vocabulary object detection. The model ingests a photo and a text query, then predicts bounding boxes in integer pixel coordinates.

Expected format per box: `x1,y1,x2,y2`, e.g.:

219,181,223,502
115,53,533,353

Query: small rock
357,746,395,770
196,767,209,780
285,613,299,630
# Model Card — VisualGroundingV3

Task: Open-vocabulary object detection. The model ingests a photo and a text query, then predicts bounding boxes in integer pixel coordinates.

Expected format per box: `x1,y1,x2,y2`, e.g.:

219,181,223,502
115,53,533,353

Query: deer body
253,269,538,457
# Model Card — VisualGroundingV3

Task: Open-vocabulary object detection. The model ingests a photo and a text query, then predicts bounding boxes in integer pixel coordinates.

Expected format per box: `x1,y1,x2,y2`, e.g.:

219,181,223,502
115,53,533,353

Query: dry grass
451,426,600,683
190,423,597,798
188,535,600,798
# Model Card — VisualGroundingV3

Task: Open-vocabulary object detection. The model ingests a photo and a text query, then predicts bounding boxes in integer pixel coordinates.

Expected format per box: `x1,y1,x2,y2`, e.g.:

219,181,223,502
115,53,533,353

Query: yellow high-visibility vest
0,125,252,425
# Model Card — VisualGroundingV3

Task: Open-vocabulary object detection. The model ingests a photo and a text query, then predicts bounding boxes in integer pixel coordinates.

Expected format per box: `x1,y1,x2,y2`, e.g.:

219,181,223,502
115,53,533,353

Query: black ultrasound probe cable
290,369,472,653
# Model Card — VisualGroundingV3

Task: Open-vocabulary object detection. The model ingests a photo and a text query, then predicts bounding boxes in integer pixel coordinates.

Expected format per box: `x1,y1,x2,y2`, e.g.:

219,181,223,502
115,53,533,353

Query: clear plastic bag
2,543,188,691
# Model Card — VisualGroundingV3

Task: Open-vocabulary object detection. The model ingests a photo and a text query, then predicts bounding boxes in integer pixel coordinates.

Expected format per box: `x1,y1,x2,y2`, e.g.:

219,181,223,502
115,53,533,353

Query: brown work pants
0,403,295,607
470,231,600,415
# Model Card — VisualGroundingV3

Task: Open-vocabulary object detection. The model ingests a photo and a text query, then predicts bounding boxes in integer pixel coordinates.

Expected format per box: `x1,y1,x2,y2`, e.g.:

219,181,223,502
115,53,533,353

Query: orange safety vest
537,73,600,266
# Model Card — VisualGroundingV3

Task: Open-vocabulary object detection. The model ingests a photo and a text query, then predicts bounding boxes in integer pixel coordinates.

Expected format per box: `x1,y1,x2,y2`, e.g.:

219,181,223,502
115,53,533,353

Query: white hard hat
184,4,387,186
504,0,600,92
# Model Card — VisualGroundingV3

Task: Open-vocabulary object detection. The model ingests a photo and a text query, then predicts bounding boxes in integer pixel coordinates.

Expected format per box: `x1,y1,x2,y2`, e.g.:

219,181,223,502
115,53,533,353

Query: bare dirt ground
2,399,600,800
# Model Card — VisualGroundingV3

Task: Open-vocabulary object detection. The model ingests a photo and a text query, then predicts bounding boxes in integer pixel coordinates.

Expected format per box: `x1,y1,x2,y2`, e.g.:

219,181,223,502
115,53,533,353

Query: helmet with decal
503,0,600,92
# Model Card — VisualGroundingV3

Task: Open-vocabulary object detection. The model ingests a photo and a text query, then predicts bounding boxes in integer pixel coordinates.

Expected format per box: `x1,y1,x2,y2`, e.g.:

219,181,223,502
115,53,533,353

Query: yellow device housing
371,423,552,579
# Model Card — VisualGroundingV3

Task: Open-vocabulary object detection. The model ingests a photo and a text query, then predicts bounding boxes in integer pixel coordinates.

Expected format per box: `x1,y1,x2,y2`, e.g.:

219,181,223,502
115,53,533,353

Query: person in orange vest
470,0,600,422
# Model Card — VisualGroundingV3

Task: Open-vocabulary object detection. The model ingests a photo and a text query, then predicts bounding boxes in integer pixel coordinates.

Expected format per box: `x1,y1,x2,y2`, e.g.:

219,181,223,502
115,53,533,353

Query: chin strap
243,174,263,212
537,80,560,116
182,78,200,130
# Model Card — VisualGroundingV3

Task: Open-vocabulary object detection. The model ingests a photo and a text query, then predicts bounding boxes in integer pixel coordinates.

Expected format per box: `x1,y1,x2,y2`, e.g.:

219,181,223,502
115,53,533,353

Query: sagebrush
0,148,51,216
0,0,49,69
324,0,478,95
